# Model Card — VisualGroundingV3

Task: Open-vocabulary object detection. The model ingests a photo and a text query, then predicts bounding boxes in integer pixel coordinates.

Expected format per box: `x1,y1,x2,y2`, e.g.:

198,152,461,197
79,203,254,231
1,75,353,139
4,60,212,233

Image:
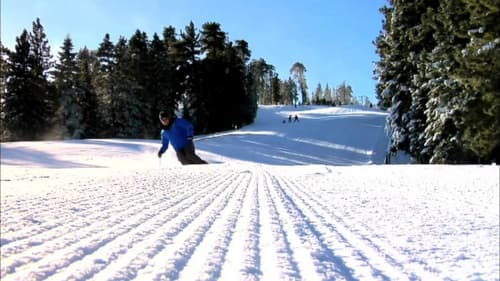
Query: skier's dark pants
176,140,207,165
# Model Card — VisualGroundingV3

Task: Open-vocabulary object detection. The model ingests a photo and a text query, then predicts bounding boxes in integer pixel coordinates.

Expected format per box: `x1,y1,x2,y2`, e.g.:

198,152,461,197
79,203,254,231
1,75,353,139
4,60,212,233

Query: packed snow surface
1,105,499,281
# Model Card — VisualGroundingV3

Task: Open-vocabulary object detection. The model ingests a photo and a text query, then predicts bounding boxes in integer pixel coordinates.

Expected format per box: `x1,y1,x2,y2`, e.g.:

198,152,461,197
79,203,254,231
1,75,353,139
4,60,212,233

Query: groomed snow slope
1,105,499,281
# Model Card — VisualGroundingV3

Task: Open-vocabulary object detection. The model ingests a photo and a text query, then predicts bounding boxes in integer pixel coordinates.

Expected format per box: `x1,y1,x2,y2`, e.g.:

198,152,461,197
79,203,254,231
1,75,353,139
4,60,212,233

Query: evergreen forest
2,0,499,165
1,19,316,141
374,0,499,164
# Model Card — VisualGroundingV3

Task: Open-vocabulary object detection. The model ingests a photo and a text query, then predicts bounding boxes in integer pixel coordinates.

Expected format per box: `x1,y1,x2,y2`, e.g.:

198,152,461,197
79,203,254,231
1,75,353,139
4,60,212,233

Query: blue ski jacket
159,117,194,153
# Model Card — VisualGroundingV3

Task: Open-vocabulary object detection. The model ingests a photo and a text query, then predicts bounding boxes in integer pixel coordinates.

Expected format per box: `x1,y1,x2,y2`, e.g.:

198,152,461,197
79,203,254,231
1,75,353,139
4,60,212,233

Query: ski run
1,105,499,280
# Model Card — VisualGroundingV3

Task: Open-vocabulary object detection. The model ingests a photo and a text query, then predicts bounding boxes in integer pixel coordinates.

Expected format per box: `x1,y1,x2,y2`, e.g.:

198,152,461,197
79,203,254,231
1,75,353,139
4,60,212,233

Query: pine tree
95,34,116,137
380,1,421,156
313,83,323,105
4,18,55,140
199,22,228,133
376,0,499,163
219,42,245,131
149,32,175,136
287,78,298,105
324,84,333,105
336,82,353,105
175,22,201,126
270,74,281,105
457,0,500,162
243,63,258,119
54,35,84,138
127,30,152,137
201,22,227,60
235,40,258,125
196,22,254,133
250,58,274,105
375,1,438,161
423,0,475,163
226,40,255,129
0,44,9,140
76,47,99,138
406,1,440,163
374,5,395,110
290,62,308,106
29,18,56,139
4,30,34,140
112,36,142,137
162,26,182,116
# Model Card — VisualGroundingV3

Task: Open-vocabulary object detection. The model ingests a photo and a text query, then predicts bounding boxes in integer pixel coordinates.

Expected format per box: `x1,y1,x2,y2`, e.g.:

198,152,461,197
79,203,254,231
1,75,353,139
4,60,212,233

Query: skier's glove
157,150,163,158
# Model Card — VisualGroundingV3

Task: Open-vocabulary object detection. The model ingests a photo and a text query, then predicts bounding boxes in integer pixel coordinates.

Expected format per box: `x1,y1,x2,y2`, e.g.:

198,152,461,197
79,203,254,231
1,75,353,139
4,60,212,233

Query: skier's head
159,111,170,126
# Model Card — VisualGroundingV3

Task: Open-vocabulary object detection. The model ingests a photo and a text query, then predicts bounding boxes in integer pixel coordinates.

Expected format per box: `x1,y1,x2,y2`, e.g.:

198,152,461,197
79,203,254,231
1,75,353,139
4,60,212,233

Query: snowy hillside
1,105,499,281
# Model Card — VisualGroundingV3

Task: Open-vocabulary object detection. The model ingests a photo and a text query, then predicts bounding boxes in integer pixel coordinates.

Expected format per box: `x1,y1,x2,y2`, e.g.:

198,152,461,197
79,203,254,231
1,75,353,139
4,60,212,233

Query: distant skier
157,111,207,165
288,115,292,123
294,114,299,122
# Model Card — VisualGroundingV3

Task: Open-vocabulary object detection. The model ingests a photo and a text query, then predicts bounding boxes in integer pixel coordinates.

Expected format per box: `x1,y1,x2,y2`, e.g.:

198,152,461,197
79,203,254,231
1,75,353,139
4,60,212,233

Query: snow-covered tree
376,0,499,163
457,0,500,162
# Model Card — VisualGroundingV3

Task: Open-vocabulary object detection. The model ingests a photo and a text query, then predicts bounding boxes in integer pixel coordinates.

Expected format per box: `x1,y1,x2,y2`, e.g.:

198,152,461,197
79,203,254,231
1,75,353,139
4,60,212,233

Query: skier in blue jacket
157,111,207,165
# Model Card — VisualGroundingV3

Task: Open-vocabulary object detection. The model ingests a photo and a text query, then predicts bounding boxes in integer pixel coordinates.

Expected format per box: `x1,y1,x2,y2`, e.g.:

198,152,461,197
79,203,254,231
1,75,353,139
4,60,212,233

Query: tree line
1,18,318,141
311,81,364,107
374,0,499,164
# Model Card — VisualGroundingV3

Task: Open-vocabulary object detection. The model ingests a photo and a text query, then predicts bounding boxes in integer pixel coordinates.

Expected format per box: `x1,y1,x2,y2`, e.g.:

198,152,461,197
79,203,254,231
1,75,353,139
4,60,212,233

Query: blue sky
2,0,387,104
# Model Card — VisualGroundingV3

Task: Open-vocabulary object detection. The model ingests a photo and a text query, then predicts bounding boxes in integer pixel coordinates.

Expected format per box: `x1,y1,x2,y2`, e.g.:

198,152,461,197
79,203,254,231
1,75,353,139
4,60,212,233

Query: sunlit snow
1,105,498,281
